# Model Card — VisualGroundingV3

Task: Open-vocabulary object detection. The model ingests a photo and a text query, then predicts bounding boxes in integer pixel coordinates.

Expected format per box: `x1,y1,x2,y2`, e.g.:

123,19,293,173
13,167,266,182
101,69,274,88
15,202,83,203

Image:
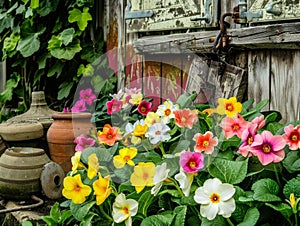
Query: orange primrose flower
174,109,198,129
98,124,122,146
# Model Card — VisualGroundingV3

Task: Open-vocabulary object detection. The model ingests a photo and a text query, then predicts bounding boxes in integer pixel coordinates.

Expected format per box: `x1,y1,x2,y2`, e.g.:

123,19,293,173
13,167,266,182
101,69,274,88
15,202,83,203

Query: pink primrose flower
71,99,87,112
283,124,300,150
137,100,152,116
220,114,249,139
193,131,218,154
180,151,204,174
74,134,95,151
238,125,258,157
250,115,266,131
79,88,96,106
125,87,141,95
250,131,286,166
106,99,123,115
174,109,198,129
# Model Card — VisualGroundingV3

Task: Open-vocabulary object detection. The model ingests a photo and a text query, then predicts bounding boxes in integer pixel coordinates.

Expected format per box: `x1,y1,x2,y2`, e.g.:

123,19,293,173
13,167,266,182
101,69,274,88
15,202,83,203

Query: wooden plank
247,50,270,111
270,50,300,123
133,22,300,54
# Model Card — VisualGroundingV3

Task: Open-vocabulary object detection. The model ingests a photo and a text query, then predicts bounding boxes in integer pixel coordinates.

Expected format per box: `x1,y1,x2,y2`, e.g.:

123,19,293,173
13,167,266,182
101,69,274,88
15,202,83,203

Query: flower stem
273,164,282,188
99,205,113,222
226,218,234,226
295,213,298,226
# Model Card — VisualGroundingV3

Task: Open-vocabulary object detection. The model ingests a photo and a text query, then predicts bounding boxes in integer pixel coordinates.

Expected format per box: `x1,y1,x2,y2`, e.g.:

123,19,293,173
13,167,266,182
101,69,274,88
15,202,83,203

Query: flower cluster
63,88,97,112
43,91,300,226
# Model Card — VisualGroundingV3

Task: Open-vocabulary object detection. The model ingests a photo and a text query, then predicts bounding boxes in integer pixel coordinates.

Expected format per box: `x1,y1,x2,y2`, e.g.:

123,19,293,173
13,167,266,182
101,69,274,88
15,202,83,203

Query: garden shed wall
104,0,300,123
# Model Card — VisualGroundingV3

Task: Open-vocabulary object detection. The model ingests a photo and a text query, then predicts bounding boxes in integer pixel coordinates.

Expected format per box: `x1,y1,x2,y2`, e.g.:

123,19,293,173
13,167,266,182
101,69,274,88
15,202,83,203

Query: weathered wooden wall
104,0,300,122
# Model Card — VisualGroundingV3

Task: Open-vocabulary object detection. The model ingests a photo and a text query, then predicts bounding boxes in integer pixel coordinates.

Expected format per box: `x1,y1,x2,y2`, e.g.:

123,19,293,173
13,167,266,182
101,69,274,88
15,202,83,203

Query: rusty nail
275,29,280,35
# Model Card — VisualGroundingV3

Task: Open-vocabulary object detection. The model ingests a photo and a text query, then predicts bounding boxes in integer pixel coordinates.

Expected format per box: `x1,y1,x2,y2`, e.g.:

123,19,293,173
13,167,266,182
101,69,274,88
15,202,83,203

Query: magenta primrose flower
180,151,204,174
137,100,152,116
74,134,96,151
71,99,87,112
106,99,123,115
79,88,96,106
250,130,286,166
238,125,258,157
283,124,300,150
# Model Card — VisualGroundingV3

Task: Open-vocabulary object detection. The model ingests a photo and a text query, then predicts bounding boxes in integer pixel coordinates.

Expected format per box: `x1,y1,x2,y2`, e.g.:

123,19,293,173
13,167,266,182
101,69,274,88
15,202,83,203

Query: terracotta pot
47,112,96,174
0,147,51,200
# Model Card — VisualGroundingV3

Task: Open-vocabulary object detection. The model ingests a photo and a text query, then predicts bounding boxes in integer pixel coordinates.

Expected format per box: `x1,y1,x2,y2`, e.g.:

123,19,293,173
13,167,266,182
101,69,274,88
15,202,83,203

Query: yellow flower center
74,184,81,192
248,137,253,145
107,134,113,139
189,161,196,168
263,144,271,153
210,193,220,204
143,172,149,180
292,134,298,141
181,117,186,122
124,155,131,161
141,106,147,112
203,140,209,147
164,109,171,116
226,104,234,112
123,206,129,215
233,124,239,131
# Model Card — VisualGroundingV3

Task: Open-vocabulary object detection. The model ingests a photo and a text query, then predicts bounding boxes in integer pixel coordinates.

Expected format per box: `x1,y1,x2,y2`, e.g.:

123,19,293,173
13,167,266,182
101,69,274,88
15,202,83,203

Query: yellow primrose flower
71,151,84,175
62,174,92,204
129,93,143,105
131,136,141,145
113,147,138,169
93,173,112,205
88,153,100,179
144,112,160,127
216,97,242,118
130,162,155,193
133,123,148,137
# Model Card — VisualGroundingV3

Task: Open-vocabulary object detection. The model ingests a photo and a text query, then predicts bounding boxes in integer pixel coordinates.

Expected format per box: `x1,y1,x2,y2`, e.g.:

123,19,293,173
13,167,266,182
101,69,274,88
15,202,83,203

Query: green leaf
252,99,269,112
175,92,197,109
171,205,187,226
77,64,94,77
49,39,82,60
208,158,248,184
267,122,284,135
3,33,20,52
237,207,260,226
47,60,64,77
251,178,281,202
70,201,96,221
81,146,115,164
283,151,300,173
141,213,174,226
265,203,293,220
30,0,39,9
68,7,92,31
16,33,40,57
283,176,300,199
0,73,20,103
61,210,73,224
170,140,190,155
50,202,61,222
138,190,155,217
58,81,74,100
40,216,58,226
263,111,282,124
21,221,33,226
200,215,227,226
60,28,75,46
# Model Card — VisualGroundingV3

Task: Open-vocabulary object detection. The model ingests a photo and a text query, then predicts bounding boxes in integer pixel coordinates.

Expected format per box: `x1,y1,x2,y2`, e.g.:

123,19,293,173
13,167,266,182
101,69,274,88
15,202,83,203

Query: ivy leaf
58,81,74,100
68,7,92,31
47,60,64,78
251,178,281,202
49,39,82,60
17,32,42,57
237,207,260,226
77,64,94,77
208,158,248,184
60,28,75,46
0,73,20,103
3,33,20,52
30,0,39,9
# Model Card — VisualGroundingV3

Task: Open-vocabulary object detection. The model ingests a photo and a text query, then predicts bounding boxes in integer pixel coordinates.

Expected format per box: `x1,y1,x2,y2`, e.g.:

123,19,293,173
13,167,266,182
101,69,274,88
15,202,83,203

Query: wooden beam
133,21,300,54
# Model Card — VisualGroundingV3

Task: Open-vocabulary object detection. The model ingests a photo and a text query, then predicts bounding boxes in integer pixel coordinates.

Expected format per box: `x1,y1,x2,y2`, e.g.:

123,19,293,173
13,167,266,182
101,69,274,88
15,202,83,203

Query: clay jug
47,112,96,174
0,147,50,200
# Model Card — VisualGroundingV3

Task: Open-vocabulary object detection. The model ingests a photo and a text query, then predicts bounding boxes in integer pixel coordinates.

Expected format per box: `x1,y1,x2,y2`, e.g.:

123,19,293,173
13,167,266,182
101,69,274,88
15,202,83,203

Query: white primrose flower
151,163,170,196
145,122,171,144
156,100,179,123
112,193,138,226
194,178,236,220
174,168,194,197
